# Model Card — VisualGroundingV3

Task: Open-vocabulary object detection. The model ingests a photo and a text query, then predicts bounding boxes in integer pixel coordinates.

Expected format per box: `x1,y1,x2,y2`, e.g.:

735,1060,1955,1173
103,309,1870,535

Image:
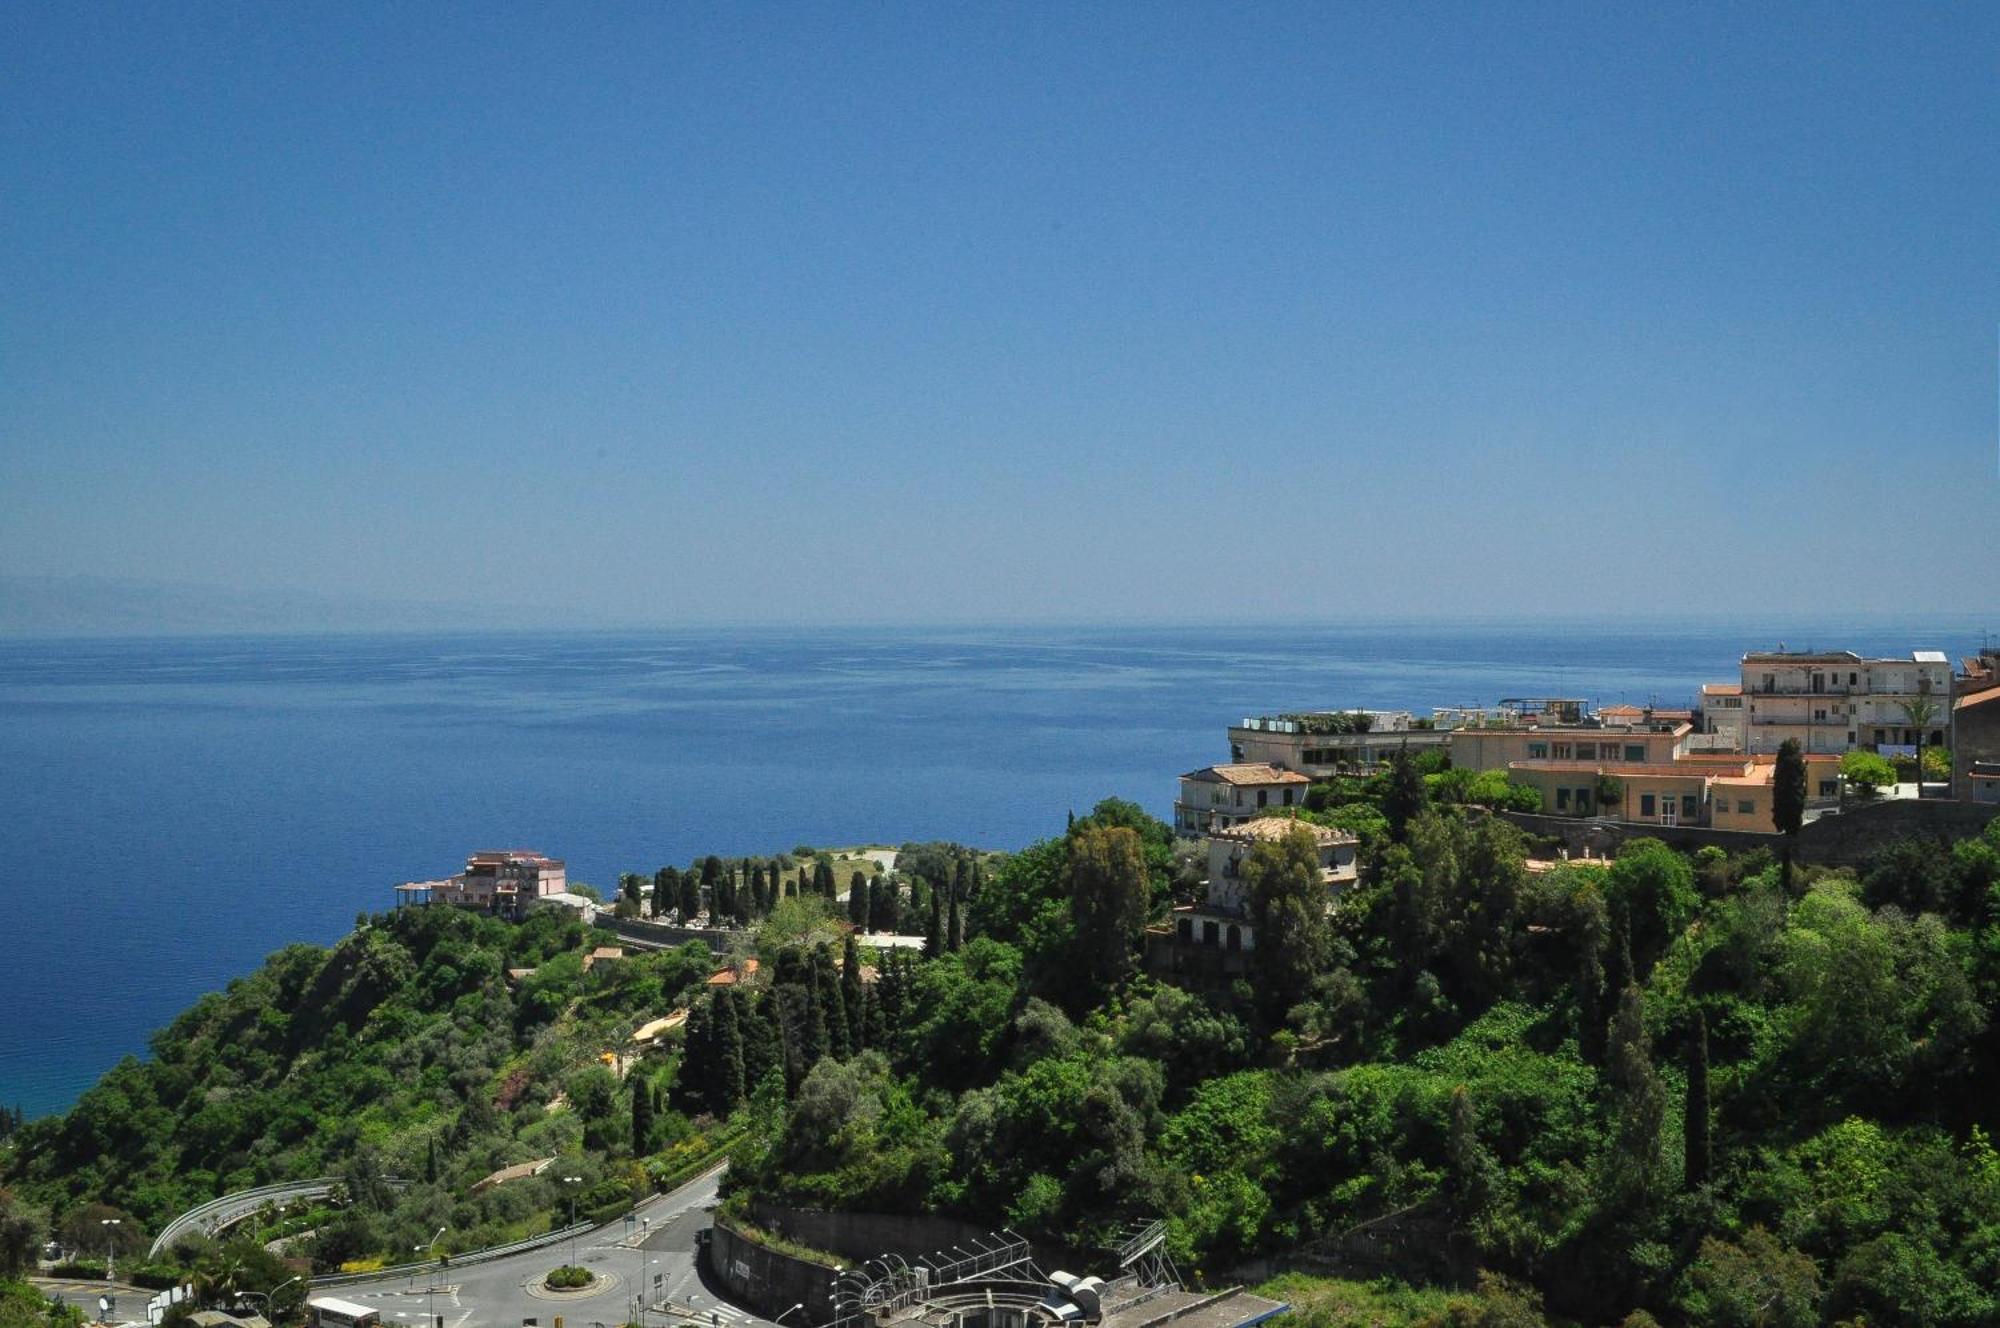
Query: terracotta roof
1701,682,1743,696
1183,763,1312,786
1956,687,2000,712
1211,816,1355,846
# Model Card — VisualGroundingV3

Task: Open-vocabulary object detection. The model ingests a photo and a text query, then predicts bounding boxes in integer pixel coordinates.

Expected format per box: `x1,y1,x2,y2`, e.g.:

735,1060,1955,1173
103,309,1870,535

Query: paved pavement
334,1168,771,1328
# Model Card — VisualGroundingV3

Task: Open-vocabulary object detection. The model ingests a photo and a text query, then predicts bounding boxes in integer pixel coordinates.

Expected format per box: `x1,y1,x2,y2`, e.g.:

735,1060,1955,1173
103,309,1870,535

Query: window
1814,708,1827,721
1256,789,1267,808
1177,917,1193,942
1626,745,1645,761
1202,920,1219,947
1849,672,1858,685
1225,924,1241,952
1576,787,1594,811
1875,729,1886,744
1640,793,1656,817
1818,779,1838,797
1527,742,1549,759
1738,799,1754,814
1847,732,1855,745
1282,789,1294,806
1556,787,1571,810
1575,743,1597,759
1682,795,1698,819
1553,742,1573,759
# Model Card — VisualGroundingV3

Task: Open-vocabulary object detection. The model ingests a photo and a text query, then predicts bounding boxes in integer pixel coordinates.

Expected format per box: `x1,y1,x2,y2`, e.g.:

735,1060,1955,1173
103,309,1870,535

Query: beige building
1736,649,1951,756
1507,751,1842,830
1164,816,1359,957
1229,711,1449,776
1953,687,2000,804
1446,714,1692,772
1175,763,1312,835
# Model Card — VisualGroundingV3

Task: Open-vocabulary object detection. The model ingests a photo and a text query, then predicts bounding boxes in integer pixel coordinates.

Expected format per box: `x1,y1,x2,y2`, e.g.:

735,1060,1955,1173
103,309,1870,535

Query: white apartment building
1228,711,1450,776
1738,650,1952,756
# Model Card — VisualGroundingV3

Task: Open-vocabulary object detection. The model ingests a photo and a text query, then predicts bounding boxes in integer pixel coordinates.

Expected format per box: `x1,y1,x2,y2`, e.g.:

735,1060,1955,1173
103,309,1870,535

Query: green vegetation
11,792,2000,1326
1840,749,1897,797
544,1264,593,1289
716,791,2000,1327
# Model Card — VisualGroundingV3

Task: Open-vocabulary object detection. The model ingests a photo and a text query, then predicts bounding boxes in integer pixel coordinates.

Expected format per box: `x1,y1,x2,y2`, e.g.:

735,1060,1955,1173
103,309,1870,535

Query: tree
1841,749,1896,799
925,886,945,957
1603,984,1665,1208
813,859,835,901
652,866,678,918
848,871,870,929
1603,839,1698,980
0,1189,43,1278
947,882,964,952
1383,747,1427,842
1683,1226,1822,1328
631,1074,654,1154
1684,1007,1711,1190
1067,824,1150,997
841,936,866,1049
1244,825,1333,1018
1901,693,1942,772
709,987,748,1116
678,870,701,923
1773,738,1807,889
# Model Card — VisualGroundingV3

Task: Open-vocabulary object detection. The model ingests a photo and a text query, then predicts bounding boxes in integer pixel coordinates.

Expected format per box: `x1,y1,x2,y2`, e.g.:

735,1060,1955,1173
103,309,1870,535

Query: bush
1841,751,1896,797
545,1265,594,1290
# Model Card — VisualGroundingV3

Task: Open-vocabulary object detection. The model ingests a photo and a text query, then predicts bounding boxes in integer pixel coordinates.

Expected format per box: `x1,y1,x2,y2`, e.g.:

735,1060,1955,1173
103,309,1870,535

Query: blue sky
3,5,1995,627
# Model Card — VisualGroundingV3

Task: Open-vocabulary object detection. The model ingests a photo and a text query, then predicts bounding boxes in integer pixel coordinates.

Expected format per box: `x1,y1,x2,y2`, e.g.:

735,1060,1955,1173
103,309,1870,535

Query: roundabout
525,1268,622,1302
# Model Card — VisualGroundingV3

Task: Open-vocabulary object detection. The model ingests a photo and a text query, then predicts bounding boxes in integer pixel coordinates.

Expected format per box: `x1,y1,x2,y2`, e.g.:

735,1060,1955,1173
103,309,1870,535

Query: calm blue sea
0,621,1978,1117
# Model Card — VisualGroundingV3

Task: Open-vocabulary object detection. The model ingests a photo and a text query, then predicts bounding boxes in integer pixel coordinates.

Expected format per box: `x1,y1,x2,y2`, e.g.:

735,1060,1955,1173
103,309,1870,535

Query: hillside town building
394,849,570,919
1174,763,1311,834
1734,649,1951,756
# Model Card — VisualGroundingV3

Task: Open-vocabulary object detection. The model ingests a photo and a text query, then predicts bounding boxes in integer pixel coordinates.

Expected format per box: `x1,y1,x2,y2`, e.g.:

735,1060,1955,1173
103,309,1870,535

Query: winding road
329,1168,771,1328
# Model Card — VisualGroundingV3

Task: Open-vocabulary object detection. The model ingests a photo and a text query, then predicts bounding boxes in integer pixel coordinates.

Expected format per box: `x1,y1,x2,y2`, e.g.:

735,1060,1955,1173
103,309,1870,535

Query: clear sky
3,4,1995,628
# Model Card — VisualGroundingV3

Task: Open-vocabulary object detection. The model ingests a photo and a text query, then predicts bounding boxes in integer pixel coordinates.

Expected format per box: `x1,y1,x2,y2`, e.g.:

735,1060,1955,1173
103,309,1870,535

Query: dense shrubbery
716,772,2000,1327
543,1264,592,1289
0,906,720,1271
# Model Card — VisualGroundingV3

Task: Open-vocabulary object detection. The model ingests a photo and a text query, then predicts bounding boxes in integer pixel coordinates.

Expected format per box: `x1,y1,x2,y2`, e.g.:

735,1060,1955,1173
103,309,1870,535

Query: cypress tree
652,867,676,918
815,945,850,1059
867,877,888,933
848,871,870,928
1685,1007,1712,1190
425,1134,438,1184
679,870,702,923
673,998,713,1115
947,883,963,952
1383,746,1427,842
738,990,781,1096
815,860,835,900
1606,984,1665,1206
925,887,945,956
631,1074,654,1154
750,865,768,917
841,935,866,1048
732,872,754,927
1576,894,1609,1066
711,987,747,1115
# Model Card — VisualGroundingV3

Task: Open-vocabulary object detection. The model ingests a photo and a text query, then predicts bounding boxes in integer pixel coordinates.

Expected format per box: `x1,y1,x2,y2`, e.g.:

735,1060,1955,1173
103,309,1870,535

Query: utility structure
825,1221,1284,1328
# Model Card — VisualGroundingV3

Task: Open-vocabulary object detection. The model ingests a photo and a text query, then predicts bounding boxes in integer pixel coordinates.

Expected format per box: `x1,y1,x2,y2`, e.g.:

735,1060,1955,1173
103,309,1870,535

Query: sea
0,620,1980,1118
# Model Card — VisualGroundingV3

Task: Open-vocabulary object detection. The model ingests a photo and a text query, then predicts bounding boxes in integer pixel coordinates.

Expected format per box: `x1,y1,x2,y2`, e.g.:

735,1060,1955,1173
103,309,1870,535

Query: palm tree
1900,694,1941,791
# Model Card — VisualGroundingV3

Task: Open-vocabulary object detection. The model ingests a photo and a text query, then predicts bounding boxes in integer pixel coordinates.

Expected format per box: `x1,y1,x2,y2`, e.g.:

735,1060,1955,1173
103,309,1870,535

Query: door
1660,795,1677,826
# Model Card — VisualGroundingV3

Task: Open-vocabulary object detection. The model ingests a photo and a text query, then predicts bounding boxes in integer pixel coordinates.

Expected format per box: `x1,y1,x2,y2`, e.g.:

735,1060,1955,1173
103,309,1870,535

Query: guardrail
150,1180,339,1258
313,1222,594,1289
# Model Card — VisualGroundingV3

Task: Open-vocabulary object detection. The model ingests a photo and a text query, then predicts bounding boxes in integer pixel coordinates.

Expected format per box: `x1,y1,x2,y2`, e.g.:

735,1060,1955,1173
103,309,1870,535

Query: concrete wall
747,1201,993,1264
601,915,746,954
1498,796,2000,866
708,1211,841,1327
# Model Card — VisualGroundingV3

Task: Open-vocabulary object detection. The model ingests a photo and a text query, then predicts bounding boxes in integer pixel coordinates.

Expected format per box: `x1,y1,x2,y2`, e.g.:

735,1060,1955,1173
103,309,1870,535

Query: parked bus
307,1297,382,1328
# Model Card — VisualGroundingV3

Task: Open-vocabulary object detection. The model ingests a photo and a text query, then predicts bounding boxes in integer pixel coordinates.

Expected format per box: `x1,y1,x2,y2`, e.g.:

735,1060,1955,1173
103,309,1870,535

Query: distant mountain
0,575,581,636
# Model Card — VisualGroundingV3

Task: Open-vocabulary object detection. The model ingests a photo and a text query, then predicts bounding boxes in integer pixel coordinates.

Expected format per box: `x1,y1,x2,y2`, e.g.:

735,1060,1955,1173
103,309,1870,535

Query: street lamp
775,1304,806,1326
100,1219,121,1283
562,1177,585,1269
239,1275,302,1320
424,1227,447,1328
